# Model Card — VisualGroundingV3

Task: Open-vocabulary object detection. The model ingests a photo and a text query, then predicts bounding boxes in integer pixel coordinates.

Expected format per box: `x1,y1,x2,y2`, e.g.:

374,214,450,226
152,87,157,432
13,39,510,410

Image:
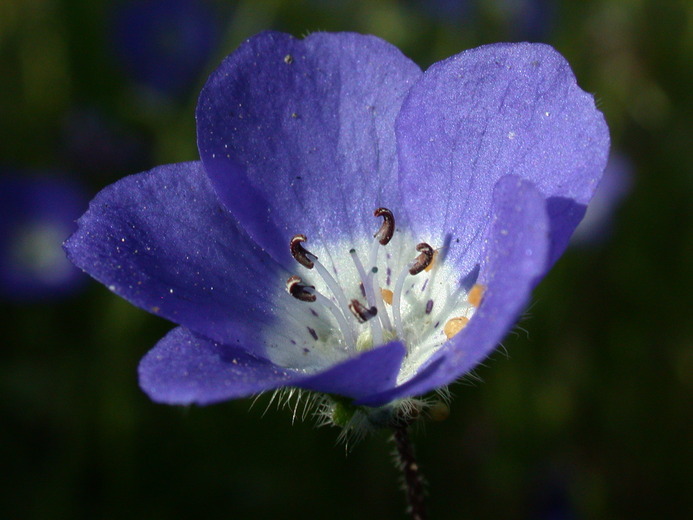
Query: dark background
1,0,690,518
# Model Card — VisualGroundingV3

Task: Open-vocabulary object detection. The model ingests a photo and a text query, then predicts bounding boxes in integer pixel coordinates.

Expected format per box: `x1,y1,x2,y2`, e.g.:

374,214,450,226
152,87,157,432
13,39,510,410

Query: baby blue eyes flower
1,173,87,301
65,32,609,425
110,0,221,98
572,153,632,246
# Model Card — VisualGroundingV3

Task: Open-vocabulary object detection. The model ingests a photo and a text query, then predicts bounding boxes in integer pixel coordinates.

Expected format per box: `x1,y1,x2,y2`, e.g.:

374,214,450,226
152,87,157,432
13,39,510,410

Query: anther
373,208,395,245
348,299,378,323
409,242,434,275
286,275,316,302
290,234,314,269
425,250,438,272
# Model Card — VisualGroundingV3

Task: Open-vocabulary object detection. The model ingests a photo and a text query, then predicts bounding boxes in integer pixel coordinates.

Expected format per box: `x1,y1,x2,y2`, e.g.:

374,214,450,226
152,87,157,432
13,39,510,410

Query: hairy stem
392,423,427,520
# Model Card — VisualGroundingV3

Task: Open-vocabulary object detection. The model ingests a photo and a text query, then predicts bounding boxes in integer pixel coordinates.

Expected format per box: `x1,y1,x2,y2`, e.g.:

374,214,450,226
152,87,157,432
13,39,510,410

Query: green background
2,0,691,518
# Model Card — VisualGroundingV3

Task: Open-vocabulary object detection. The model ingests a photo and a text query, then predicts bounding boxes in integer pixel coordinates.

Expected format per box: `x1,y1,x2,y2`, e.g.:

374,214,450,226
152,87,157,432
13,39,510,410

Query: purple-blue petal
139,327,296,405
139,326,407,405
64,161,289,354
295,341,406,398
396,42,609,274
358,176,550,406
196,31,422,267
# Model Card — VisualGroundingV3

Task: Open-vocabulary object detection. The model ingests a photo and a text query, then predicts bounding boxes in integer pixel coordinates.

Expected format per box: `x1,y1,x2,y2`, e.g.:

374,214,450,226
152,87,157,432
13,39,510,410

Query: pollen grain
468,284,485,308
424,250,438,272
444,316,469,339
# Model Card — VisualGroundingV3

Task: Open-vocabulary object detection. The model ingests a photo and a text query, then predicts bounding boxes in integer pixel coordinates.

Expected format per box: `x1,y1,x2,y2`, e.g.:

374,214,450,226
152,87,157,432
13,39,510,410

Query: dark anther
290,234,315,269
374,207,395,245
286,275,316,302
348,299,378,323
409,243,434,275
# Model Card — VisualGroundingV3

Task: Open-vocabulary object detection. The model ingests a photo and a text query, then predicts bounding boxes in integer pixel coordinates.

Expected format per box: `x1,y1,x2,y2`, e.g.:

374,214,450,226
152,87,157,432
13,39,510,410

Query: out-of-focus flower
411,0,474,23
492,0,557,41
530,468,577,520
1,173,88,301
66,32,608,429
110,0,221,99
572,153,632,245
61,107,151,177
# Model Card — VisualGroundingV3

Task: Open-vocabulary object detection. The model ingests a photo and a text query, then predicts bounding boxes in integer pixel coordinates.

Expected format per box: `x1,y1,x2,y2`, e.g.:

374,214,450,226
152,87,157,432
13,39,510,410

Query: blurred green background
1,0,691,518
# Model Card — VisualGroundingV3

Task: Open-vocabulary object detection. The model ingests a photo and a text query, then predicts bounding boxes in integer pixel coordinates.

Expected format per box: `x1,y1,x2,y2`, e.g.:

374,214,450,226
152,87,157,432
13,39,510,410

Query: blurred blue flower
494,0,557,41
61,107,151,177
572,153,632,245
412,0,474,22
0,173,88,301
530,468,577,520
66,32,608,419
111,0,221,99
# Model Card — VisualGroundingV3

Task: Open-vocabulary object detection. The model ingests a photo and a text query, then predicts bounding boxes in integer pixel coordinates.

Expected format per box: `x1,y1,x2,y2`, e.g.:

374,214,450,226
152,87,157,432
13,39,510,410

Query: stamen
425,250,438,272
409,243,434,275
366,209,397,336
392,270,408,341
290,234,354,337
350,248,384,345
290,234,314,268
348,299,378,323
286,275,315,302
286,276,356,349
392,242,436,343
278,207,480,375
371,268,393,333
373,207,395,245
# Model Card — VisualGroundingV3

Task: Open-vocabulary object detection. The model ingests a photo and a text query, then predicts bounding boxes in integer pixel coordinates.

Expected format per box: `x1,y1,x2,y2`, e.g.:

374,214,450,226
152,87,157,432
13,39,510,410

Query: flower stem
392,423,427,520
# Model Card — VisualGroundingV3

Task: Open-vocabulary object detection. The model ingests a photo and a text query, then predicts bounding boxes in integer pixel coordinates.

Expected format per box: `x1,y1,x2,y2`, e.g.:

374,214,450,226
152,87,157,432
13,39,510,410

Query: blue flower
492,0,557,41
1,173,88,301
110,0,221,98
572,153,632,246
65,32,609,418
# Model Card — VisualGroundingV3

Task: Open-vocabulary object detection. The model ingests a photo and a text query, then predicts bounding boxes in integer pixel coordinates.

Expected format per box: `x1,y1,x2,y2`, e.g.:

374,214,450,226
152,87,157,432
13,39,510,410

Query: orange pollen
444,316,469,339
424,250,438,272
468,284,485,308
381,288,393,305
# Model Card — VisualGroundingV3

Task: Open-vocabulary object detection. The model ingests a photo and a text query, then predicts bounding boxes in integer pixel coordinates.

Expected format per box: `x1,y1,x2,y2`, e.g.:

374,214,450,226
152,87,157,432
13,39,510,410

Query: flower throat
285,208,477,356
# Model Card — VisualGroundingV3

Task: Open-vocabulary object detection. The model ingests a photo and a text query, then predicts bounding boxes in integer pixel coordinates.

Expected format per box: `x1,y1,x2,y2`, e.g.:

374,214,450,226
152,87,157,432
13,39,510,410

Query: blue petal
64,161,289,355
139,327,407,405
396,42,609,275
139,327,296,405
358,177,550,406
296,341,406,398
196,31,422,267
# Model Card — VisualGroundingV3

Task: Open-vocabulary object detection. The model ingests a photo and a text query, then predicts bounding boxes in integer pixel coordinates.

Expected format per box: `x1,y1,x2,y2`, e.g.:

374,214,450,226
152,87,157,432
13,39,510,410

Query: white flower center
263,209,482,385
